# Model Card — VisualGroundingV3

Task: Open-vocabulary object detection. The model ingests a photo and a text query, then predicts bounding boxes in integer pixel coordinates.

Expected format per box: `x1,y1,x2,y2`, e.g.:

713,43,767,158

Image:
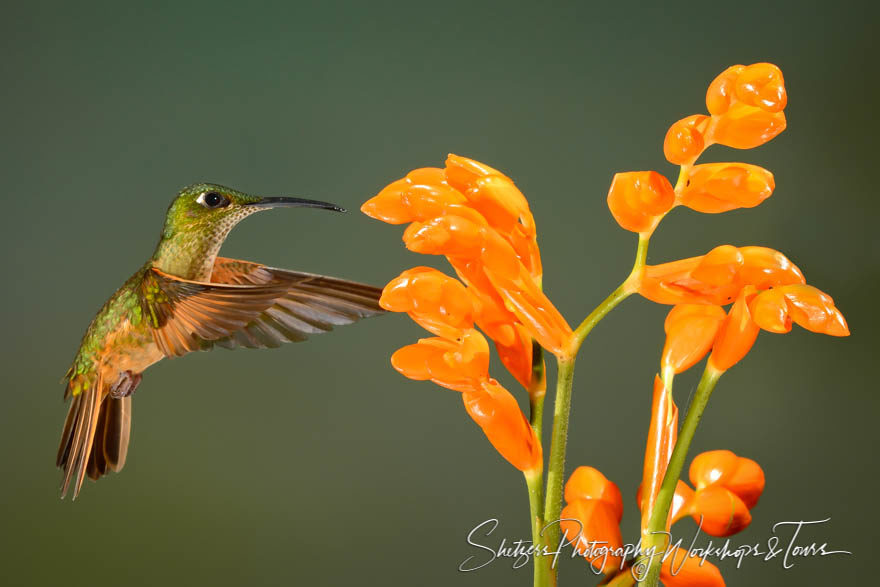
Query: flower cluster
362,155,575,471
609,63,788,233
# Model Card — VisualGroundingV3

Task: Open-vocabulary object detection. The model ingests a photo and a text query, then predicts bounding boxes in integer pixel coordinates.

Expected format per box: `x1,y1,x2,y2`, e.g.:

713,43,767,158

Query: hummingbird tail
57,379,133,499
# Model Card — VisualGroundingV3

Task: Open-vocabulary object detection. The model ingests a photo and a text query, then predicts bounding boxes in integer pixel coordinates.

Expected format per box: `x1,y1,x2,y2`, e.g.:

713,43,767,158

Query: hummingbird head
152,183,345,281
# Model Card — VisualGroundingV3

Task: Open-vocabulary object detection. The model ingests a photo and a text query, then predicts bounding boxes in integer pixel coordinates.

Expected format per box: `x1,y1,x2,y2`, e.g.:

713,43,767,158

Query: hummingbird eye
197,191,229,209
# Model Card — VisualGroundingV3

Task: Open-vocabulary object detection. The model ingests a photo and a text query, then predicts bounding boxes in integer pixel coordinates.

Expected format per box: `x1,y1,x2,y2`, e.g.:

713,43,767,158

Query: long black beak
245,197,346,213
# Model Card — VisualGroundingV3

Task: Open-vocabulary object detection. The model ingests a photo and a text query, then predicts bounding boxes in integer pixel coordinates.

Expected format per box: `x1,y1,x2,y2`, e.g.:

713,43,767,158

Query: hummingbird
57,183,384,499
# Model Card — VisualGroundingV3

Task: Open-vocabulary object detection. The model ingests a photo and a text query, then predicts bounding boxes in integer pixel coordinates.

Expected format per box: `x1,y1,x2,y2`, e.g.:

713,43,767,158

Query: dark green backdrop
1,1,876,585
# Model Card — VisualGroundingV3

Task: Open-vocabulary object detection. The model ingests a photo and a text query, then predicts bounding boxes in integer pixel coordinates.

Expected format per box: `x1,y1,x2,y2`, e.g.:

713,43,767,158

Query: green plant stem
541,355,577,554
525,469,554,587
538,233,652,584
529,342,547,439
638,365,724,587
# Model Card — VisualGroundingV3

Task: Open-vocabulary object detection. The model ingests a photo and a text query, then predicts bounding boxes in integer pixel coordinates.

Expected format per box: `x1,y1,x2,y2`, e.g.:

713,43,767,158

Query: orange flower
380,267,477,340
707,286,761,371
662,305,728,374
689,450,765,509
560,467,625,573
664,115,710,166
705,63,787,149
678,163,775,213
681,450,765,537
639,245,804,306
750,284,850,336
463,380,542,471
607,171,675,233
390,330,490,393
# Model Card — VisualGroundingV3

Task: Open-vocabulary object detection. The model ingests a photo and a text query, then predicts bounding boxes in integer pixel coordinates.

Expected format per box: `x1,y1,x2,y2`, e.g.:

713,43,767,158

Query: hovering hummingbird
57,183,384,498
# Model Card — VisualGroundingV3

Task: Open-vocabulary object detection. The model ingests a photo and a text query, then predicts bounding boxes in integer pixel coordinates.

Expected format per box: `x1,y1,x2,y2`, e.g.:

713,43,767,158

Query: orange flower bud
708,287,761,371
444,153,508,192
660,548,725,587
679,163,775,213
711,102,786,149
690,486,752,537
360,167,469,224
564,466,624,523
670,480,697,524
689,450,765,510
706,65,747,116
664,115,709,165
751,284,850,336
662,304,728,374
734,63,787,113
560,499,624,574
390,330,490,393
607,171,675,233
403,214,489,258
462,380,541,471
380,267,476,339
640,376,679,532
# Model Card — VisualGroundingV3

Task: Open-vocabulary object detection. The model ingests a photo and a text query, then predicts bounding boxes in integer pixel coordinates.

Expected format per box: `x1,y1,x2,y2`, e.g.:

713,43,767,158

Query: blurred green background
1,1,876,585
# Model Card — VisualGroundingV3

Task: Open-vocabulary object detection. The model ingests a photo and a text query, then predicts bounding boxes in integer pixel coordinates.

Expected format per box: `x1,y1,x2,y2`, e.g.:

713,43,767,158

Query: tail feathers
57,379,132,499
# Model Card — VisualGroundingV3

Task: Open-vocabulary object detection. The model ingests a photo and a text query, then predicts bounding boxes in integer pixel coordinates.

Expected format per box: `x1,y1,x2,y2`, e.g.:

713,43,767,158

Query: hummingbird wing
204,257,384,350
140,260,383,357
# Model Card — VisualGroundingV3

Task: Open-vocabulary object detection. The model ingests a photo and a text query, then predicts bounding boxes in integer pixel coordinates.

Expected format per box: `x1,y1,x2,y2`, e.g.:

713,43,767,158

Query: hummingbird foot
109,370,142,399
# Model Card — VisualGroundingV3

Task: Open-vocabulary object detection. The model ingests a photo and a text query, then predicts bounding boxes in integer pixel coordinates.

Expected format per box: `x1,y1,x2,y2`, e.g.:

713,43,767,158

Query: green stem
638,365,723,587
525,469,554,587
529,342,547,439
542,355,576,556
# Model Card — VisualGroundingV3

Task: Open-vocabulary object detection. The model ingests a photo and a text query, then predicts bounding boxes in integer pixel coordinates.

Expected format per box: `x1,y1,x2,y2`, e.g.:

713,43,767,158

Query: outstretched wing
140,259,383,357
207,257,384,350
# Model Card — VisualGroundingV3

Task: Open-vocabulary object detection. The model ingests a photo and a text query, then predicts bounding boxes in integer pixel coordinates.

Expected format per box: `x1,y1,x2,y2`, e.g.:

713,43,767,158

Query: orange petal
710,102,787,149
708,287,761,371
724,457,765,509
689,449,739,489
690,486,752,537
361,167,469,224
607,171,675,233
679,163,775,213
706,64,747,116
444,153,508,191
664,115,709,165
462,380,541,471
380,267,477,339
560,500,624,574
751,284,850,336
494,323,534,389
564,466,624,523
390,331,490,392
403,214,488,257
640,376,679,532
662,304,727,374
734,63,787,113
738,246,805,289
660,548,725,586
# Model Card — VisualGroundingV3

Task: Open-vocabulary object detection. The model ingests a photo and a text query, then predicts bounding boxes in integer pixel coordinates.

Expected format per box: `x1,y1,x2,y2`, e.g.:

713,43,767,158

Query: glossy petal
706,65,747,116
738,246,805,289
711,102,787,149
734,63,787,113
361,167,469,224
724,457,765,509
660,548,726,587
462,380,541,471
751,284,850,336
560,500,624,574
689,450,739,489
690,486,752,537
565,466,624,523
390,330,490,392
662,304,727,373
708,287,761,371
607,171,675,233
380,267,476,339
664,115,709,165
679,163,775,213
640,376,680,533
494,323,534,389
